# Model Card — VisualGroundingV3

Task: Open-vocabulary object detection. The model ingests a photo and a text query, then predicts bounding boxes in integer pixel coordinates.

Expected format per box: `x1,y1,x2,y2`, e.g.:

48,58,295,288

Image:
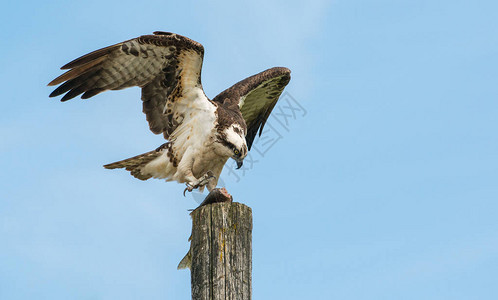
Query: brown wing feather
48,31,205,139
212,67,291,150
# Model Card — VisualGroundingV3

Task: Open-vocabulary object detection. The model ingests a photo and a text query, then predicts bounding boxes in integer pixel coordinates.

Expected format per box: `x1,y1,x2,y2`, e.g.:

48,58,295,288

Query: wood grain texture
188,202,252,300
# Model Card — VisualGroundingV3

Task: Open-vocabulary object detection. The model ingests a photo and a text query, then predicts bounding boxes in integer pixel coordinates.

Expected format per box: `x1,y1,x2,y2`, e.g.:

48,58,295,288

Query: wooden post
179,194,253,300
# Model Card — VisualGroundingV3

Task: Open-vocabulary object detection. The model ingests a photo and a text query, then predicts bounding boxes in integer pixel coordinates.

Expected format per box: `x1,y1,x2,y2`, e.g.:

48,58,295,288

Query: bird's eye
234,149,239,155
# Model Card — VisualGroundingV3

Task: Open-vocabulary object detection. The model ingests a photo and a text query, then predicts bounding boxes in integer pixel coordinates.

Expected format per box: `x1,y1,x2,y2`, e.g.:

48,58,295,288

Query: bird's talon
183,183,194,197
183,172,216,196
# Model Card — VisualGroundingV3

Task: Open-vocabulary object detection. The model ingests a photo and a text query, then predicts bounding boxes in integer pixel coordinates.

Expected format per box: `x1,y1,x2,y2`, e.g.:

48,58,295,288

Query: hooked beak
236,160,243,169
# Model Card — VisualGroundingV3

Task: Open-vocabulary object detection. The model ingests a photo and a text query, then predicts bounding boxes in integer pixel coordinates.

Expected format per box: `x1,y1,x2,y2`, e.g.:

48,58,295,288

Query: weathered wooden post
178,188,253,300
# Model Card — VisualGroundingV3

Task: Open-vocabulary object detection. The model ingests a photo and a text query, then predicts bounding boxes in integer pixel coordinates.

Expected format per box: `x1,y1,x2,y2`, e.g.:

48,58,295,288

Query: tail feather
104,143,169,180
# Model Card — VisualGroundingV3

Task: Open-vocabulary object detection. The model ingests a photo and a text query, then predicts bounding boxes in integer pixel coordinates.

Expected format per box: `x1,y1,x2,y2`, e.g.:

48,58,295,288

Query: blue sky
1,0,497,299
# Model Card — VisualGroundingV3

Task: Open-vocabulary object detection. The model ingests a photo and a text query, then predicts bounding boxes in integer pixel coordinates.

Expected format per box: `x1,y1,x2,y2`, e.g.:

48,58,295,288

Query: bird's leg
183,171,216,196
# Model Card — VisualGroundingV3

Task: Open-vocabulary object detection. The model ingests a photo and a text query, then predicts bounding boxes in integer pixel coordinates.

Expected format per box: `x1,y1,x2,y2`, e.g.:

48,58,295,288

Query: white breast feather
142,88,217,183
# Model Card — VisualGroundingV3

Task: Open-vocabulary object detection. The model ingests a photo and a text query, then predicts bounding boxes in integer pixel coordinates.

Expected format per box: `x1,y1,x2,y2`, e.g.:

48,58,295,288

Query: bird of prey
48,31,291,194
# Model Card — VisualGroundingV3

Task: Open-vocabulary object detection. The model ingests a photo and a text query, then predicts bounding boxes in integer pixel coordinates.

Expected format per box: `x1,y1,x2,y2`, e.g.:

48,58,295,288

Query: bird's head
218,124,248,169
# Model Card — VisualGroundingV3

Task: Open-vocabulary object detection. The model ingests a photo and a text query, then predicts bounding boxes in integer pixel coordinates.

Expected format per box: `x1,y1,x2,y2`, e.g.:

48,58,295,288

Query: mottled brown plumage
49,31,204,139
49,31,291,193
213,67,291,150
103,148,163,180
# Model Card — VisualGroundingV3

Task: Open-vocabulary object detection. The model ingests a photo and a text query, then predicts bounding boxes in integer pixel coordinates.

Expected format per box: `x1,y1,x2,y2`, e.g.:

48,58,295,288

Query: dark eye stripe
216,134,242,154
219,139,236,151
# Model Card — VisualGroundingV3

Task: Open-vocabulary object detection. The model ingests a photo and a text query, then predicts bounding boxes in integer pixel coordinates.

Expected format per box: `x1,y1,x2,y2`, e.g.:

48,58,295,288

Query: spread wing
212,67,291,150
48,31,206,139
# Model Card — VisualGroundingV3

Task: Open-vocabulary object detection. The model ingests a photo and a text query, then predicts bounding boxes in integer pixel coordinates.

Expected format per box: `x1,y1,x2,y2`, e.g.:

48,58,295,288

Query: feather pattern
212,67,291,150
48,31,205,139
49,32,291,192
103,146,167,180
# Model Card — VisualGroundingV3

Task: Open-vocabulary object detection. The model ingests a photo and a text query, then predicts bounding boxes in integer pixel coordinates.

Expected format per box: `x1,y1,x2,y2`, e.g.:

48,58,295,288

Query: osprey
48,31,291,194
